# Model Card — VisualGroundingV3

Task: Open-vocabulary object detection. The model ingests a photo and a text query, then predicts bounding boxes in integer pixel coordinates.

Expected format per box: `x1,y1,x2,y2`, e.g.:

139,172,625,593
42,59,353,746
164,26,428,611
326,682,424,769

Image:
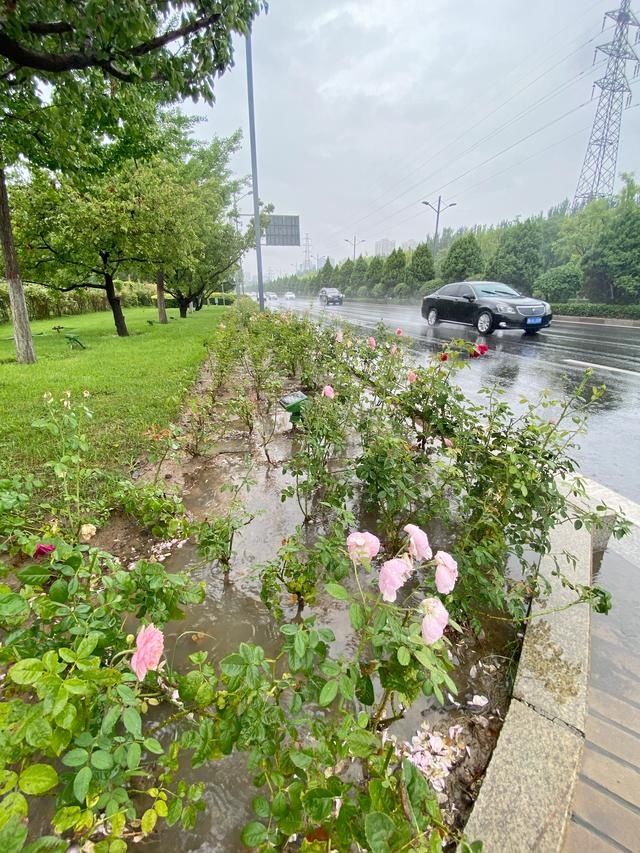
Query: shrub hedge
0,280,156,322
552,302,640,320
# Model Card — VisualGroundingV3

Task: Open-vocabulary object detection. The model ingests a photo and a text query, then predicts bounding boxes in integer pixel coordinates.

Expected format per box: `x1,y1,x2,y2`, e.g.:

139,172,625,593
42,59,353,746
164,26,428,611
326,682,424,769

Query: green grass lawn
0,306,225,476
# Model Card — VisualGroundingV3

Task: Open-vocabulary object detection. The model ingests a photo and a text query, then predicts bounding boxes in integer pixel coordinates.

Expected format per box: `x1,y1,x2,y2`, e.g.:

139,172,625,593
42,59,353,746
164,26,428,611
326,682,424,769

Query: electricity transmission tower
303,233,313,271
573,0,640,210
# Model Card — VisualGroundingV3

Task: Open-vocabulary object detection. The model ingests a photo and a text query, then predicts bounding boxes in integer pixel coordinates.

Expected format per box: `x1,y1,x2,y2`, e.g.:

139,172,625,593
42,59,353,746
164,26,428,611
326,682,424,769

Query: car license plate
527,317,543,325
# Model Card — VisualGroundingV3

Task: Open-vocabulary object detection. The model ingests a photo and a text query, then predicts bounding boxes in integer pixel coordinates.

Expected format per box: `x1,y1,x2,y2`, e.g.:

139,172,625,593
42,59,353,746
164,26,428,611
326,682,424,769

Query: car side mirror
463,294,475,301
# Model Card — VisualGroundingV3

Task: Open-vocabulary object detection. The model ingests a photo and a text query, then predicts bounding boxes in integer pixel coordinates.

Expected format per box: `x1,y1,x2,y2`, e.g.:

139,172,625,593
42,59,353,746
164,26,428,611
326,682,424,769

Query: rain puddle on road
129,412,519,852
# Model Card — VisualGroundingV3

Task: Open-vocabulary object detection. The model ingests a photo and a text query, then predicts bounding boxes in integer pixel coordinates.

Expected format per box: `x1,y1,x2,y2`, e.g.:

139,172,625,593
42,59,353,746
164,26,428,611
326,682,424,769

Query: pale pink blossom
407,370,418,384
420,598,449,644
390,344,398,356
367,336,376,350
335,329,344,343
404,524,432,561
379,557,413,602
396,328,403,336
131,624,164,681
443,437,454,448
347,531,380,564
434,551,458,594
322,385,335,399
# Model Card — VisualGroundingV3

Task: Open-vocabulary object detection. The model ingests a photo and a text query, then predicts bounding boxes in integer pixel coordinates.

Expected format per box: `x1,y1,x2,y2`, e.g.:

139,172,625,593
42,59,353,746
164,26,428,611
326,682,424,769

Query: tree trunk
156,268,168,324
0,167,36,363
104,273,129,336
179,302,188,319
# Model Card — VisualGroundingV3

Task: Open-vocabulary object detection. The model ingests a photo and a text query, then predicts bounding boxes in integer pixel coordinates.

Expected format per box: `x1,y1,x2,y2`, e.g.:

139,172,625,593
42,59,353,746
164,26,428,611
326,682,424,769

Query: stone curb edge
460,481,640,852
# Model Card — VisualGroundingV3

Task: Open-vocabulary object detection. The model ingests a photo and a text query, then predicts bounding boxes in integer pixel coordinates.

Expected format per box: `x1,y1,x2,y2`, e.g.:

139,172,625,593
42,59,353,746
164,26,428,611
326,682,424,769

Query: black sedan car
421,281,552,335
319,287,344,306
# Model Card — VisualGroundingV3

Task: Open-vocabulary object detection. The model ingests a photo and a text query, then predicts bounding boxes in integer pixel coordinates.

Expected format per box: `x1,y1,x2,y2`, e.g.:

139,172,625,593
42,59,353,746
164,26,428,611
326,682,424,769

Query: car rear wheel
426,307,438,326
476,311,494,335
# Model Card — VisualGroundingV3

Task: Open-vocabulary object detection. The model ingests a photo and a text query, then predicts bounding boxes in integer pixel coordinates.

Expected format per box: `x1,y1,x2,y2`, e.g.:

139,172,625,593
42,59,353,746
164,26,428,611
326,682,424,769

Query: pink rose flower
434,550,458,594
404,524,432,561
347,531,381,564
335,329,344,343
322,385,335,399
407,370,417,384
390,344,398,356
367,336,376,350
395,328,403,336
131,624,164,681
34,543,55,559
379,557,413,602
443,437,454,448
420,598,449,644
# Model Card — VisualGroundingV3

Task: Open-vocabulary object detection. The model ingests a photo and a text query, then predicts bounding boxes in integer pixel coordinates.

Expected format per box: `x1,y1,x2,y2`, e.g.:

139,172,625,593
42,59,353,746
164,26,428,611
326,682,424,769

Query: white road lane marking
564,358,640,377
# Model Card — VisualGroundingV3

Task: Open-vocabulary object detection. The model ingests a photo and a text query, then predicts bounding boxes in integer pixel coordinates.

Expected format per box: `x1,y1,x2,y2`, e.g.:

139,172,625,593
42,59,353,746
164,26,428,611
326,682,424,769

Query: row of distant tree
270,176,640,305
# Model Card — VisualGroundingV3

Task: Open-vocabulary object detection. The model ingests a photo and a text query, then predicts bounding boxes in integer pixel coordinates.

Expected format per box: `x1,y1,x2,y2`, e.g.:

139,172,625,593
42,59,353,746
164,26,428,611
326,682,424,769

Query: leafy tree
382,248,406,293
350,255,368,291
366,256,384,287
534,264,582,302
405,243,435,293
581,179,640,304
317,259,333,287
554,199,610,265
441,233,483,284
0,2,265,362
337,258,354,293
485,219,543,294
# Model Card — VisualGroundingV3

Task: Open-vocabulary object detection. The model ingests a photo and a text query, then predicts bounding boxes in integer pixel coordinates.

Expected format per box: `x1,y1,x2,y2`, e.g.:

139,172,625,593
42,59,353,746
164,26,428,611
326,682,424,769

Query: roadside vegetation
0,303,627,851
269,175,640,312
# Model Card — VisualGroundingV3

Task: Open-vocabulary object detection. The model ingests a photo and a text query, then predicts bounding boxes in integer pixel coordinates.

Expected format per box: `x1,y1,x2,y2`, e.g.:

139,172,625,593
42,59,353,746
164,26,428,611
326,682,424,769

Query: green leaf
8,658,43,685
141,808,157,835
122,707,142,738
73,766,92,804
364,812,396,853
18,764,59,796
23,838,69,853
319,679,339,706
101,705,121,735
48,579,69,603
143,737,164,755
339,674,355,700
91,750,114,770
349,602,365,630
76,632,101,659
397,647,411,666
293,630,307,659
166,798,182,827
240,821,268,848
325,582,349,601
25,717,53,750
62,748,89,768
127,742,141,771
356,675,374,705
289,751,312,769
0,770,18,797
252,796,270,818
154,800,168,818
0,792,28,831
17,564,52,586
0,816,28,853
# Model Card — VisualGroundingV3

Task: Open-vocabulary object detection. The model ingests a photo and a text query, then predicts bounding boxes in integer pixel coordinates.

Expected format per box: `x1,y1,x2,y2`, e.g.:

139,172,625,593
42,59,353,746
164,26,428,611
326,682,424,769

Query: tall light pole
422,197,456,253
245,33,264,311
345,235,365,262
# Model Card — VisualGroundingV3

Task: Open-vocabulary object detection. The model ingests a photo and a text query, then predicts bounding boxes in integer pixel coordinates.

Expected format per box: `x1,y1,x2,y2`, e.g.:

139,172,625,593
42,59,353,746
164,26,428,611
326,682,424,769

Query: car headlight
495,302,516,314
544,302,551,313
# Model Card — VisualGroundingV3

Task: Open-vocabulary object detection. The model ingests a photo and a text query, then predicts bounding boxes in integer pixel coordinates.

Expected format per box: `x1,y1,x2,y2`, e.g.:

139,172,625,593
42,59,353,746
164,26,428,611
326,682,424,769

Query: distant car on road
284,291,296,300
421,281,552,335
319,287,343,306
265,292,279,307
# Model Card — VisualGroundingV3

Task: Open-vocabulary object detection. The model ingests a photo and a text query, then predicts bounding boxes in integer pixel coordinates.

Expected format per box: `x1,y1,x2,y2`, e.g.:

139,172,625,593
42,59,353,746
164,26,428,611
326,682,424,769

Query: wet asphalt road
282,299,640,502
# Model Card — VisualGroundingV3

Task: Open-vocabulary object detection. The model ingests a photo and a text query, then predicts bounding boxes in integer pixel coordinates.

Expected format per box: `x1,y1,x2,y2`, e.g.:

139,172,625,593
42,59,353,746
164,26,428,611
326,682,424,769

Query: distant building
375,239,395,257
401,239,418,252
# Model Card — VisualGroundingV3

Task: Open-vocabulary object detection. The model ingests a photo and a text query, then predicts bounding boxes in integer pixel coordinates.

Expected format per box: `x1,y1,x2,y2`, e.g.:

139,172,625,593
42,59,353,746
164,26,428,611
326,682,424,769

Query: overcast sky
182,0,640,279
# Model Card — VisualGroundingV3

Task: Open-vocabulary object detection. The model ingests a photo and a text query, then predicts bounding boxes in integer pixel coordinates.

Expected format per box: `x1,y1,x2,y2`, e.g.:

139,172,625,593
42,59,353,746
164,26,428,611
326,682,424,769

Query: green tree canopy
534,263,582,302
366,255,384,286
485,219,543,294
441,233,483,283
350,255,369,291
405,243,435,293
382,249,406,292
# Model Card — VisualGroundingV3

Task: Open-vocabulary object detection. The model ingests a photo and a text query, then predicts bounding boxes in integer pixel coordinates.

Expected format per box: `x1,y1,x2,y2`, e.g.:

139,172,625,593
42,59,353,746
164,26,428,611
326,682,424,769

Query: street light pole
344,235,365,262
245,33,265,311
422,196,456,254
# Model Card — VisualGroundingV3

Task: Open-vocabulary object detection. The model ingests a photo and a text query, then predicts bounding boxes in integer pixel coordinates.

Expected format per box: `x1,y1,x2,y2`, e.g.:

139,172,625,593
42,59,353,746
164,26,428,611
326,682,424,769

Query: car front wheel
476,310,494,335
426,307,438,326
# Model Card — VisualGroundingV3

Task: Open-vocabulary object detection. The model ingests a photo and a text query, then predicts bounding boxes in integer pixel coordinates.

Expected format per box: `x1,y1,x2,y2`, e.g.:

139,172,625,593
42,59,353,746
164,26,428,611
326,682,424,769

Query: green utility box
279,391,308,425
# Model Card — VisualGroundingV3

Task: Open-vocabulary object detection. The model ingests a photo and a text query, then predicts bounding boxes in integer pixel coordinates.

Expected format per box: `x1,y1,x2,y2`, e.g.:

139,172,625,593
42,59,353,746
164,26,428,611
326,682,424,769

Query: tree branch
23,279,106,292
27,22,74,35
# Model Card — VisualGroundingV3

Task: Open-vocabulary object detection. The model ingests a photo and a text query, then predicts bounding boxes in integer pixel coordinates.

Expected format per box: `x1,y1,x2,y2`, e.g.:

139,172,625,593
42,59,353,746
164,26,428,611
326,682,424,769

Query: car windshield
325,288,340,294
473,283,520,297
